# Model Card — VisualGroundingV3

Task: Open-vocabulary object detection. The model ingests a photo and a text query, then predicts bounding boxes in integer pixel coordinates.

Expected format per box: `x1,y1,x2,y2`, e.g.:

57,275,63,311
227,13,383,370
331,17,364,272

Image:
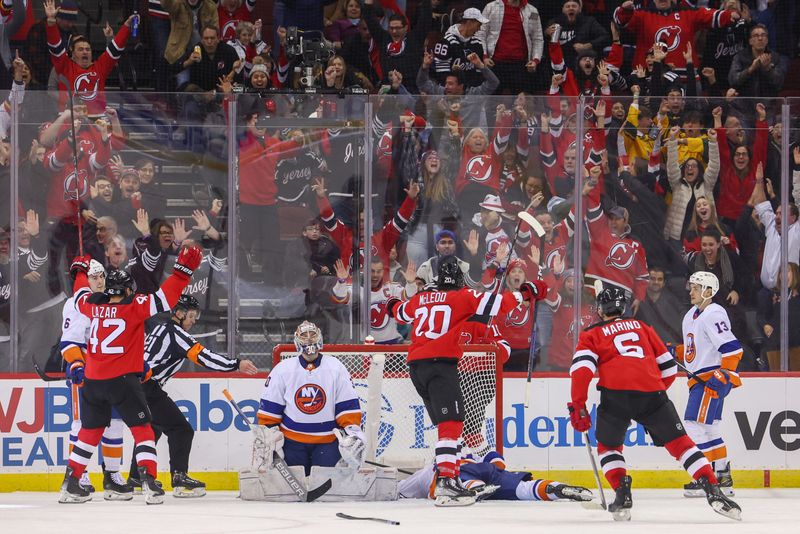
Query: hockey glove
140,362,153,383
251,425,284,472
334,425,366,470
519,280,548,302
568,402,592,432
173,246,203,280
69,255,92,279
385,297,402,318
705,369,733,399
67,362,85,386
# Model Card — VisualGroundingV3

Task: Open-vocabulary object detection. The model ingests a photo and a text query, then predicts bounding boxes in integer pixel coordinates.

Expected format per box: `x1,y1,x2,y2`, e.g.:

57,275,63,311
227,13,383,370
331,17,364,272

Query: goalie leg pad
238,466,308,502
309,466,398,502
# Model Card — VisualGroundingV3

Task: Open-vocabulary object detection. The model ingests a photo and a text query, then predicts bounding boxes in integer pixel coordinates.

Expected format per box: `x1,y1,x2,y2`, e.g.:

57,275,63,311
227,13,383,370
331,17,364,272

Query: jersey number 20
89,318,126,355
613,332,645,359
414,305,452,339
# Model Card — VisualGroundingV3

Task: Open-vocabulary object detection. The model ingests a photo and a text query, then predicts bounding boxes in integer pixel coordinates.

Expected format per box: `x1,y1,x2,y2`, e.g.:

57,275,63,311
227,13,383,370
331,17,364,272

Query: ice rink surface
1,489,798,534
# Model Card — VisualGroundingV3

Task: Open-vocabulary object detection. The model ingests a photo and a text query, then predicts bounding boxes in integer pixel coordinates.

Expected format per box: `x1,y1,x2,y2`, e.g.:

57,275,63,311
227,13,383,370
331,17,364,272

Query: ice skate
59,468,92,504
607,475,632,521
79,471,95,493
138,466,165,505
103,469,133,501
547,483,594,502
716,465,735,497
128,473,162,495
434,476,476,507
699,476,741,521
172,471,207,498
683,479,705,498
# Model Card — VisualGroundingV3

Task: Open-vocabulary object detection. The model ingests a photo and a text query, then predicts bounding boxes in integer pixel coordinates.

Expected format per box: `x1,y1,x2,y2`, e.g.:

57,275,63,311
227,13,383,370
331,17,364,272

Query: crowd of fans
2,0,800,373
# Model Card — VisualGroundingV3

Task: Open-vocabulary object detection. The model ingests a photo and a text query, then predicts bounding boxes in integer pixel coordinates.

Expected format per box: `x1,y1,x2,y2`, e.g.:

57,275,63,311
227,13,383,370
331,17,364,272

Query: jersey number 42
89,318,127,355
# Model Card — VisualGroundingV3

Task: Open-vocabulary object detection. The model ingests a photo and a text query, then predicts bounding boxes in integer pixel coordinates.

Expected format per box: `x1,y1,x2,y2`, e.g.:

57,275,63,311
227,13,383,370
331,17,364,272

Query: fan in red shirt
387,257,546,506
57,247,202,506
568,285,741,521
44,0,133,115
218,0,256,41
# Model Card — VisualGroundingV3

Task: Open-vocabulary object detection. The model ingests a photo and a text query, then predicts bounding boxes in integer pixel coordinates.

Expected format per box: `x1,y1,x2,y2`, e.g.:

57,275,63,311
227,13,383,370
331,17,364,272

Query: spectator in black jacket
635,266,685,345
547,0,609,71
728,23,788,100
364,0,431,93
702,0,753,94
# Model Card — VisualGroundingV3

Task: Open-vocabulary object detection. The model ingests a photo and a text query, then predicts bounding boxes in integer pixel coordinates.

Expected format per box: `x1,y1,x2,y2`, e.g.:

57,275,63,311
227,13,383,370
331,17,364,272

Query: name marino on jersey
601,320,643,336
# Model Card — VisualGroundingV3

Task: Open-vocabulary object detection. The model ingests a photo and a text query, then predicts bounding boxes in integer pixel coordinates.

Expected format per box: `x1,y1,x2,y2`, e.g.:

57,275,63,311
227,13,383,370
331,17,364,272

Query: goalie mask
294,321,323,358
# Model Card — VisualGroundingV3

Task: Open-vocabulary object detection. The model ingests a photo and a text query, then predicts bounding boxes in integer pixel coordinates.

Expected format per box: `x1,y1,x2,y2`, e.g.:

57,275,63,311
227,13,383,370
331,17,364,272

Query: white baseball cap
462,8,489,25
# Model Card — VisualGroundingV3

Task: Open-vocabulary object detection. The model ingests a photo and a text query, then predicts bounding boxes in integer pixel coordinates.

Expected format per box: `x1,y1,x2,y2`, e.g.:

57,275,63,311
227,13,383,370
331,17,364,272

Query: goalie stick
516,211,547,409
222,389,332,502
336,512,399,526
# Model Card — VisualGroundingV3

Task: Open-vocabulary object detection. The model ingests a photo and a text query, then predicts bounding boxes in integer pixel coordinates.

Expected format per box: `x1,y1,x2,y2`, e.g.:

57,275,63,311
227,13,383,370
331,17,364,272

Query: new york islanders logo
294,384,327,414
466,155,493,183
655,26,682,52
684,333,697,363
605,242,636,270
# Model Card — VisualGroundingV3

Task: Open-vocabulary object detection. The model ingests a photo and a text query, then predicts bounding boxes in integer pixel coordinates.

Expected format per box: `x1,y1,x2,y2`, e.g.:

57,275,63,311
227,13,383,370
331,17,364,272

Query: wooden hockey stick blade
516,210,546,238
336,512,400,526
593,279,604,297
364,460,414,476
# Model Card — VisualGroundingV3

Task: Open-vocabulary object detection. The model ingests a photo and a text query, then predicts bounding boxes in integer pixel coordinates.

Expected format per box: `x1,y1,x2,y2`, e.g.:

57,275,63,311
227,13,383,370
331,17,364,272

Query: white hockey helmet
88,259,105,277
294,321,323,356
689,271,719,299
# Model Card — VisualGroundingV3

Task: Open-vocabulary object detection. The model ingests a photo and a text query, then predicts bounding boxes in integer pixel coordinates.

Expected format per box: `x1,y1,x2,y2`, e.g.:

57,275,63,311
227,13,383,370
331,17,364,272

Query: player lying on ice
240,321,398,502
398,450,594,504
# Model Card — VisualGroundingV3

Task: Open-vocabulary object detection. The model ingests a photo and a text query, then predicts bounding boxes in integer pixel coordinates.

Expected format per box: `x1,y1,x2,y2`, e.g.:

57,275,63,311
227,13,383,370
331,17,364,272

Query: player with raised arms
681,272,742,497
569,286,741,521
58,246,202,505
245,321,397,502
387,256,547,506
60,259,132,500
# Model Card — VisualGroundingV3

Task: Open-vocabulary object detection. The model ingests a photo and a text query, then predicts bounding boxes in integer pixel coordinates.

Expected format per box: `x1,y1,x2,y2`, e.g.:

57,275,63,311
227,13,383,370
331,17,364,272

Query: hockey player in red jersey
387,257,546,506
44,0,134,115
568,286,741,521
58,247,202,505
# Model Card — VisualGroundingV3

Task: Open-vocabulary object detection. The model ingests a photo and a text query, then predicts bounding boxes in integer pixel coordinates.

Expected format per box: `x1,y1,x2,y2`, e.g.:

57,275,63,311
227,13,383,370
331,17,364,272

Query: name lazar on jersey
90,305,118,319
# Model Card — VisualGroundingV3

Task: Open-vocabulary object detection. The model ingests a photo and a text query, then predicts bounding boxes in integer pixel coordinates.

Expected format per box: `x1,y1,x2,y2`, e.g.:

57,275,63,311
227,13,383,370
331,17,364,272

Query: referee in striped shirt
127,295,258,496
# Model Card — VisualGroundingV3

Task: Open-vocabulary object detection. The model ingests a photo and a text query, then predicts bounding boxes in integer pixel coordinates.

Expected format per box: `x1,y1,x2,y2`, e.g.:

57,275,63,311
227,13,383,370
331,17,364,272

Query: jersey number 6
613,332,645,359
89,318,127,355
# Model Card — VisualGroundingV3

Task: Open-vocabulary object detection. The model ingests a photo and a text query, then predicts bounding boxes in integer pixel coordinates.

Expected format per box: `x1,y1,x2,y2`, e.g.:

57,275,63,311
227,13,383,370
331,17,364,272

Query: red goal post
272,344,504,469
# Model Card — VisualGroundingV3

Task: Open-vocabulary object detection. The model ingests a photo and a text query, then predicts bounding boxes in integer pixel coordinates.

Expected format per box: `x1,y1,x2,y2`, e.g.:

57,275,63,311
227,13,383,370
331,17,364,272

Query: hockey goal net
272,344,503,469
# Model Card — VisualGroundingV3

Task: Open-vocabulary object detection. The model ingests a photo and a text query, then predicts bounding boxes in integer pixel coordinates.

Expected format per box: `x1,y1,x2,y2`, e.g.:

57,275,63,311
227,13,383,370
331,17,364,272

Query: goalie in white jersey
681,272,742,498
243,321,398,501
60,260,132,501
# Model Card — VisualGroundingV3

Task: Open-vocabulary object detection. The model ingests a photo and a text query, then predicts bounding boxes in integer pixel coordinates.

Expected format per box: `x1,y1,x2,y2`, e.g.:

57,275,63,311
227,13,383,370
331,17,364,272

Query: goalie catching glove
334,425,366,470
251,425,284,471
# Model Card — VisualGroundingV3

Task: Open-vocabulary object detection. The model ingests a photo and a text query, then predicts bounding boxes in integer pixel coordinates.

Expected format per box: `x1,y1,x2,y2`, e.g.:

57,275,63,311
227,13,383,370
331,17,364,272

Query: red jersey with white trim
569,317,678,406
219,0,256,41
454,113,512,195
72,271,189,380
47,22,130,115
390,288,521,362
614,6,733,77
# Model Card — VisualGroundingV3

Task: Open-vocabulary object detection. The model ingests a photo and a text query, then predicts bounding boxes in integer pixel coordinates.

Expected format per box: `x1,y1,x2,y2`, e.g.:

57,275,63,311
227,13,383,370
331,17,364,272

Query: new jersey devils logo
63,170,89,200
466,155,493,183
74,73,99,101
78,138,95,155
605,242,636,270
221,20,238,39
370,302,390,329
377,132,392,159
505,305,530,327
655,26,682,52
294,384,327,414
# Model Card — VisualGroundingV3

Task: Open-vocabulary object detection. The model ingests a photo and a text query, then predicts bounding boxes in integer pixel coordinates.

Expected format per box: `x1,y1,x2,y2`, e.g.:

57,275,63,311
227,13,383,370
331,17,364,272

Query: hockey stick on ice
516,211,547,408
336,512,400,526
364,459,414,476
222,389,332,502
583,433,607,511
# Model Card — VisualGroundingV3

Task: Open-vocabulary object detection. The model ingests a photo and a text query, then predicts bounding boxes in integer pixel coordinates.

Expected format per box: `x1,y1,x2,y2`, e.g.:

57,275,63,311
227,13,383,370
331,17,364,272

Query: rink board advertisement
1,375,798,485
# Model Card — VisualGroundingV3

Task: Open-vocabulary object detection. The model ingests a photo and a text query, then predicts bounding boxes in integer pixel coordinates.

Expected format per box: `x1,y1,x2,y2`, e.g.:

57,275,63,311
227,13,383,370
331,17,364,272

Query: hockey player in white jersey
681,272,742,497
60,259,132,501
241,321,397,501
399,450,593,504
331,257,417,343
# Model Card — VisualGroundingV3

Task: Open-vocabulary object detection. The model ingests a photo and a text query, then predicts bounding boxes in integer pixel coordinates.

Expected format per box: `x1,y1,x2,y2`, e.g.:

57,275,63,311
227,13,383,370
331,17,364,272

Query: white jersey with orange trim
257,354,362,444
681,303,743,387
60,294,91,366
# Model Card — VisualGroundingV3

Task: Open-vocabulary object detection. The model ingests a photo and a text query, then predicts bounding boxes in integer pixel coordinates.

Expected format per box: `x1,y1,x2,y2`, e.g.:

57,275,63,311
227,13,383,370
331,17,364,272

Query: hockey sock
130,424,158,478
68,427,105,478
435,420,463,478
664,435,718,484
597,443,627,490
100,419,125,472
455,438,464,477
516,479,556,501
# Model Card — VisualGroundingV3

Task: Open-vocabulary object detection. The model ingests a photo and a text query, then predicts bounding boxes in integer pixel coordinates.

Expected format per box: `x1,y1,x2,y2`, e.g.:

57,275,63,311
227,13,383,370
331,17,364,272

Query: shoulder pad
87,292,110,304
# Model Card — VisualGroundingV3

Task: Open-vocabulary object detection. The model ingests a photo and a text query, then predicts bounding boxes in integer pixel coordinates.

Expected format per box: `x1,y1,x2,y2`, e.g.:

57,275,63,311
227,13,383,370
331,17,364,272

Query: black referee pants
128,380,194,476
